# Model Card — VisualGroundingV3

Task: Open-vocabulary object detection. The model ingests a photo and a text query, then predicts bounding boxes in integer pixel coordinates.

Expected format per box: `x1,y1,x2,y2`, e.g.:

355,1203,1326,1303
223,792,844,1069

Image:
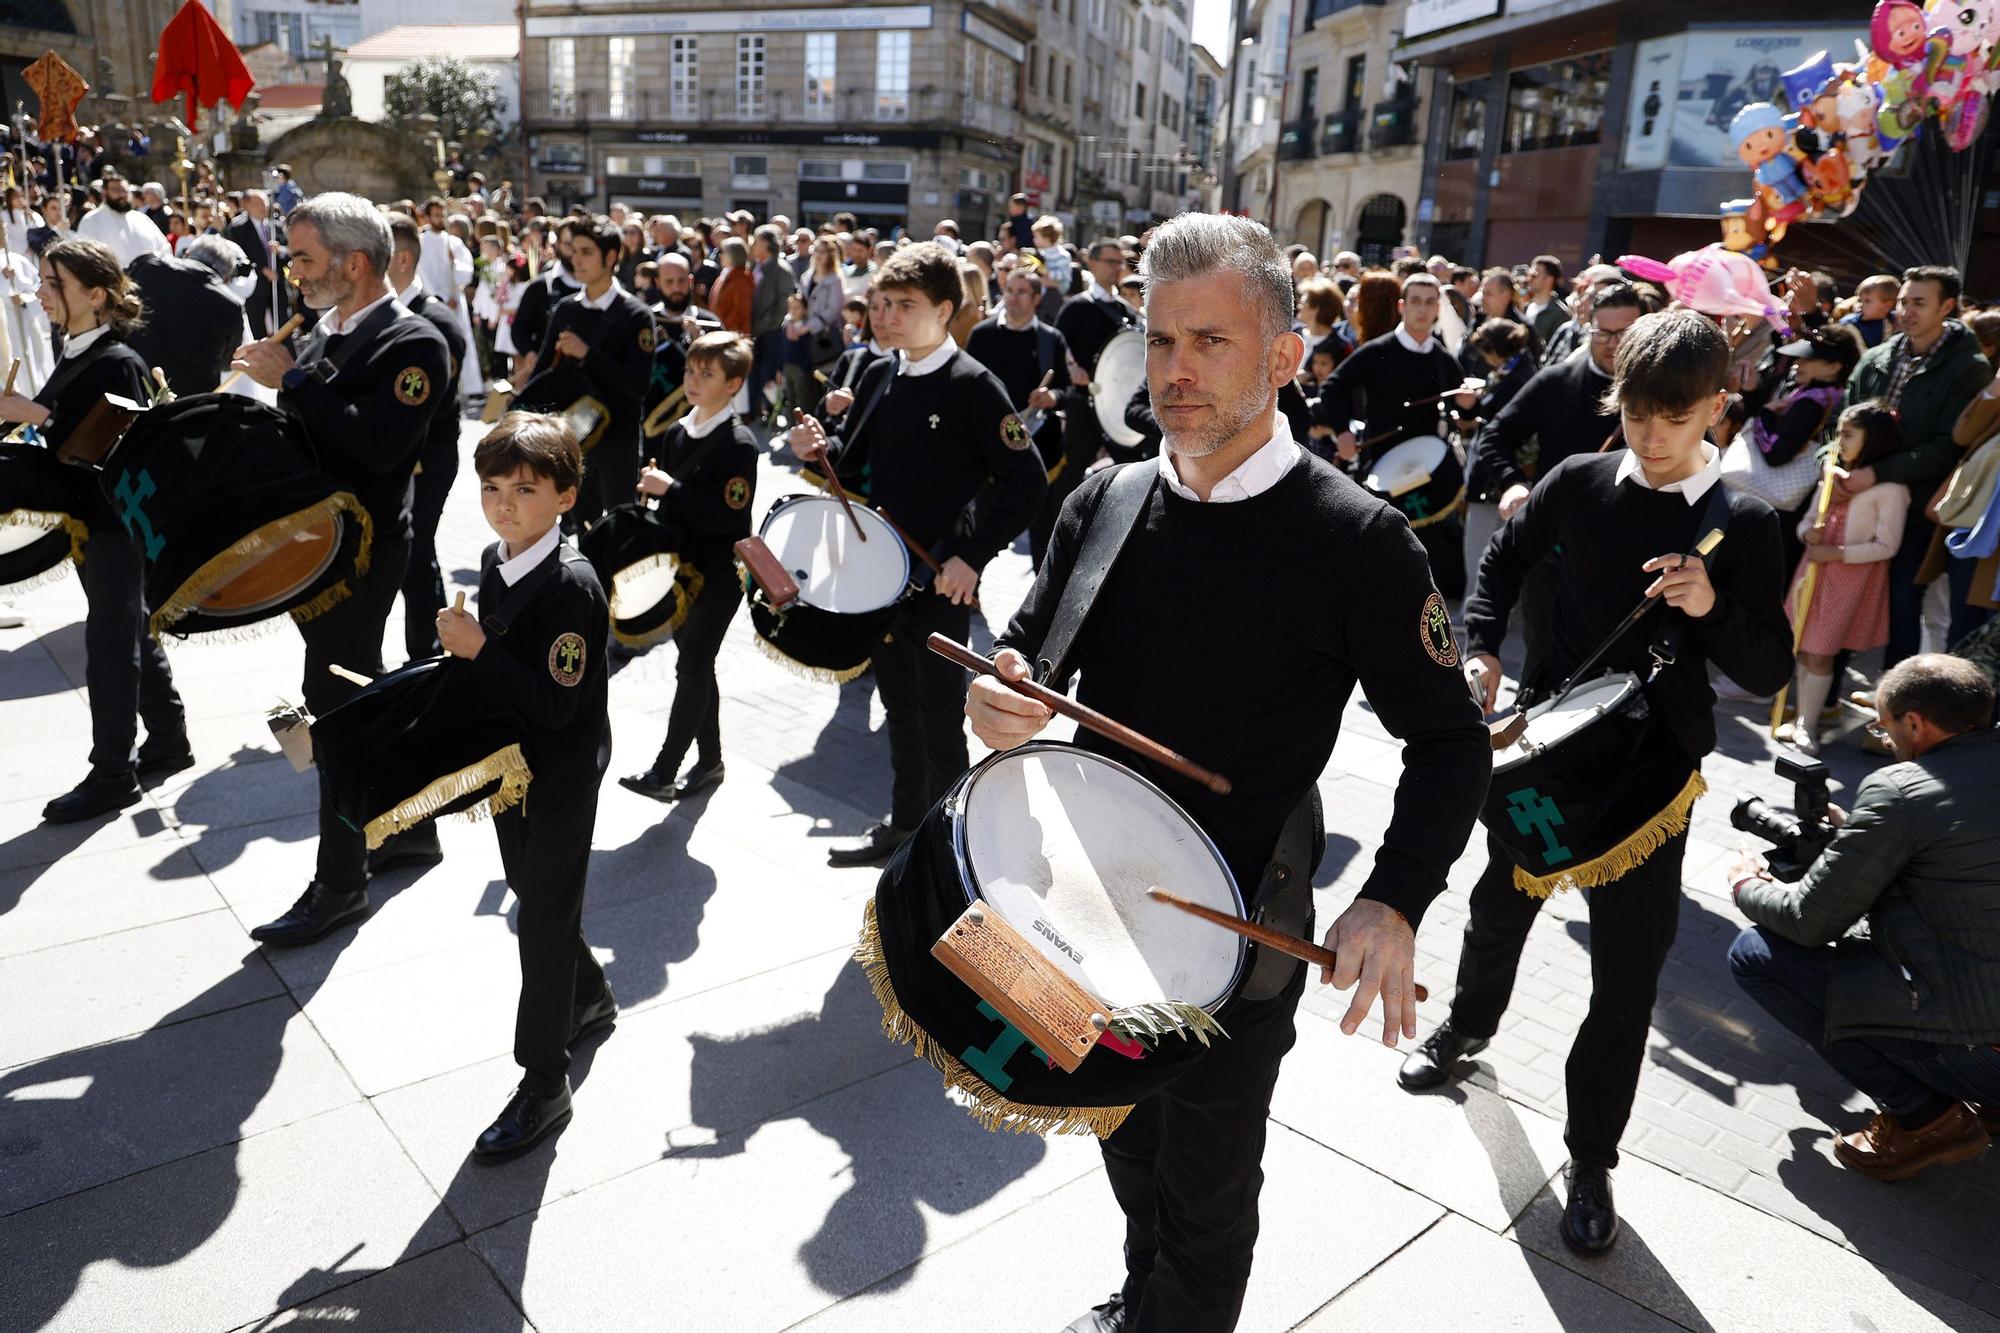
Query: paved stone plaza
2,423,1996,1331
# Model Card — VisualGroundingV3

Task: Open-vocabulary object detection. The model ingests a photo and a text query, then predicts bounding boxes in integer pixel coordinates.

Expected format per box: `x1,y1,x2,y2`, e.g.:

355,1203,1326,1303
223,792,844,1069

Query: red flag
150,0,255,130
23,51,89,143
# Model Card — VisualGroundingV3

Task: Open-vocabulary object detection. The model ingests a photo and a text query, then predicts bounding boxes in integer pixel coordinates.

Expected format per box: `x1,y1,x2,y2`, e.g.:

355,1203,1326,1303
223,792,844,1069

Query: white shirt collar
322,288,396,336
1526,296,1554,319
867,338,889,356
1157,418,1302,503
1002,309,1037,332
394,279,423,306
1615,441,1723,504
681,405,735,439
579,280,622,311
1089,275,1121,303
1394,324,1436,354
60,323,109,359
496,523,562,586
899,336,957,377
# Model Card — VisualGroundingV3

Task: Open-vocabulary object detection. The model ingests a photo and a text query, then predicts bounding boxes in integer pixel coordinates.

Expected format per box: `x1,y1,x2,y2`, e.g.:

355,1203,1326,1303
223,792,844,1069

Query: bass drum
1091,330,1148,449
0,441,88,592
747,492,910,681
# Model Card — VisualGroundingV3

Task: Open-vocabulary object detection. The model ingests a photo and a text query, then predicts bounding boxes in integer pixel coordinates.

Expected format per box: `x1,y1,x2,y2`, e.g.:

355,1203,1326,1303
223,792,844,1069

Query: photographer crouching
1726,654,2000,1181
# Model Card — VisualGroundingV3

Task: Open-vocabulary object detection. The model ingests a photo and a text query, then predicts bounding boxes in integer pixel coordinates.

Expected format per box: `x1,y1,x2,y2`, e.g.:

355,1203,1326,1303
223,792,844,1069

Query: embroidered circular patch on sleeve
394,366,432,406
639,324,657,354
1420,592,1459,668
1000,413,1031,450
548,631,587,686
725,476,751,509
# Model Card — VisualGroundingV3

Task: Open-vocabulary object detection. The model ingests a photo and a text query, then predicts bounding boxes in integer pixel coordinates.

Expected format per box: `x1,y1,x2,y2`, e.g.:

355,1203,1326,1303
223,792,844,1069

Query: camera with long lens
1730,752,1837,881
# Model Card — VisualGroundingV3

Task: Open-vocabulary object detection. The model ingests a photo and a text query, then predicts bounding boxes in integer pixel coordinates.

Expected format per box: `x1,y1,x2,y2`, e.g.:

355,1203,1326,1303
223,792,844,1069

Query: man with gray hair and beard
968,212,1491,1332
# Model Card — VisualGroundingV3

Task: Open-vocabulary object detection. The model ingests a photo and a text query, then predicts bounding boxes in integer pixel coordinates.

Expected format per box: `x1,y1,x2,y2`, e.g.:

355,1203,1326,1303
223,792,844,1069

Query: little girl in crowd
1782,399,1910,754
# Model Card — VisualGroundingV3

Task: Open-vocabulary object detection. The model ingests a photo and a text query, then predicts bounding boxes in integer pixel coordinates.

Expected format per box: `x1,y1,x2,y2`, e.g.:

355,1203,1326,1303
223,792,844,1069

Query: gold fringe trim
1406,484,1469,531
148,494,374,637
856,899,1133,1138
750,625,871,684
285,578,357,628
1512,771,1707,898
0,508,87,589
361,744,533,850
610,554,704,649
795,467,832,493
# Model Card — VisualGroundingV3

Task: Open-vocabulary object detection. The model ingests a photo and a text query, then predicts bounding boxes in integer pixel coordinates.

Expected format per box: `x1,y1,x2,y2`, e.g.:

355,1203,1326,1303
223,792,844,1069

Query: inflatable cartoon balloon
1778,51,1857,213
1923,0,1998,150
1618,246,1794,330
1869,0,1938,136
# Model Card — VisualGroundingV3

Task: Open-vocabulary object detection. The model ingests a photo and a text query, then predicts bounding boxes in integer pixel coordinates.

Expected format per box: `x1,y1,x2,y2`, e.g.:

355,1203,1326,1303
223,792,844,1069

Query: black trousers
1031,412,1105,569
1414,512,1467,604
650,570,740,774
578,436,641,528
301,532,410,894
401,447,459,660
79,501,184,773
1448,828,1687,1168
872,592,973,829
495,793,606,1097
1102,959,1307,1332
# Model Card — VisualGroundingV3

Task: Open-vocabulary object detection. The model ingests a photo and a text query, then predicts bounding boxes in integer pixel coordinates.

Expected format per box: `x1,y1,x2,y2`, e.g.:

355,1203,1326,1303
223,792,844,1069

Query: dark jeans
79,503,184,773
751,329,785,414
402,445,459,660
1886,511,1935,667
496,794,606,1097
1102,958,1307,1332
649,572,739,775
1449,829,1687,1168
1728,925,2000,1123
872,592,973,829
301,532,410,894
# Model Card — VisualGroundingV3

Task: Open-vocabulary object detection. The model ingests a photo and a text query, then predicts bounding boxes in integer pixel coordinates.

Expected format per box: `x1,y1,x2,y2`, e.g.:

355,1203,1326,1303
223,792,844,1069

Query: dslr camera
1730,752,1837,881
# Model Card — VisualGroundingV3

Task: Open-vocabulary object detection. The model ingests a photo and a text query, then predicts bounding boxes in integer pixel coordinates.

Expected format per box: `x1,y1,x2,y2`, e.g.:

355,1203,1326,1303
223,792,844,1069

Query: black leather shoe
366,827,444,877
473,1081,573,1163
1398,1020,1490,1091
41,770,142,824
1062,1292,1127,1333
135,737,195,779
569,987,618,1048
1560,1163,1620,1255
617,760,724,803
250,881,370,948
827,821,913,867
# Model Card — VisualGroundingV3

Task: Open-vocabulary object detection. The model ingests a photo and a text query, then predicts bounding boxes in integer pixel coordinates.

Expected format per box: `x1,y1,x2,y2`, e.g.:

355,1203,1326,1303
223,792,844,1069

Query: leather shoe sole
41,783,142,825
249,896,370,948
1397,1033,1488,1091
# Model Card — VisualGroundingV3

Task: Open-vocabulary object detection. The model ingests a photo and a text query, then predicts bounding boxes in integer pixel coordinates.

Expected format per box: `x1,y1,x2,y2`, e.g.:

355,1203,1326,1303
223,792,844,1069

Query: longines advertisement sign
526,6,932,38
631,127,942,149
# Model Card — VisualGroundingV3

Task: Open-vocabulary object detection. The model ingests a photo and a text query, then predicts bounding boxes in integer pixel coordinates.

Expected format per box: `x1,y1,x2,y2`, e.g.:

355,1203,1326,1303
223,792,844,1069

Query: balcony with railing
526,87,1020,139
1277,115,1317,161
1369,96,1420,149
1320,107,1361,155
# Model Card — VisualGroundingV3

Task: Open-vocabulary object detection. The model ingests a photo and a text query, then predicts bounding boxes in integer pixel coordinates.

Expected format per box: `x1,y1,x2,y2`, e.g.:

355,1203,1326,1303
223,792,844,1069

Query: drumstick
1147,888,1429,1002
217,312,304,395
1543,526,1727,715
327,663,372,687
3,357,19,395
927,633,1232,796
1404,380,1485,408
452,591,466,614
875,507,944,577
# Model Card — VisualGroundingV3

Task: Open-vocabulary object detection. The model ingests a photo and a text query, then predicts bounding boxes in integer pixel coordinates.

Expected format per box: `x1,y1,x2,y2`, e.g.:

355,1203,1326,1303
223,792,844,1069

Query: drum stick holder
931,902,1109,1072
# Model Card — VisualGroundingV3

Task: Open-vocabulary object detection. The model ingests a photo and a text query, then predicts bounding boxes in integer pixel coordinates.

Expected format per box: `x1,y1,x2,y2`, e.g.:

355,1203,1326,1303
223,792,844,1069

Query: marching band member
534,217,652,525
965,266,1072,478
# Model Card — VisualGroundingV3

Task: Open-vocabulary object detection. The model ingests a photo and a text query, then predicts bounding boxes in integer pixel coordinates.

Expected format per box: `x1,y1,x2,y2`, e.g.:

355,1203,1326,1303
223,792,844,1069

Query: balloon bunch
1720,0,2000,260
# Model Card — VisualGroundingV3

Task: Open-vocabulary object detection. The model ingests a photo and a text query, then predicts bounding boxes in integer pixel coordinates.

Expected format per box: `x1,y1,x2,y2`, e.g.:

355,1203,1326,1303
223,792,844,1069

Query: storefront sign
528,6,931,38
962,12,1026,64
1661,26,1862,168
1621,35,1684,172
631,127,942,149
1402,0,1501,40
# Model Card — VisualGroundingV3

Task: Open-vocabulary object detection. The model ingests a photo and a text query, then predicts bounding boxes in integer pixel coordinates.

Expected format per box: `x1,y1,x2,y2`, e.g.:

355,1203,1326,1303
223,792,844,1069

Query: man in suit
747,223,797,415
226,190,288,338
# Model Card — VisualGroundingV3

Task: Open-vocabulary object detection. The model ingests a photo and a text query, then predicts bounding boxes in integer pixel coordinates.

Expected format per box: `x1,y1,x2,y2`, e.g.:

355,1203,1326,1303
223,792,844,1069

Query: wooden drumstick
928,634,1232,796
3,357,19,395
217,312,305,395
1147,888,1430,1001
327,663,372,687
818,451,868,542
452,591,466,614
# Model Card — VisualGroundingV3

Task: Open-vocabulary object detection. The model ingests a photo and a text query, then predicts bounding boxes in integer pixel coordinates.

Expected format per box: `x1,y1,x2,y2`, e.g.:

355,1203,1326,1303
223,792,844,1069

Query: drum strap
478,544,566,637
839,354,901,450
1243,787,1323,1002
1032,460,1157,689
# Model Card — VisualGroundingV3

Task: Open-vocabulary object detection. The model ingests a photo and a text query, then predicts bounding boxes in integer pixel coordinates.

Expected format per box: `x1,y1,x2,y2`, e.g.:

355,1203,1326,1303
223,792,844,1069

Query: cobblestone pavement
0,421,1993,1331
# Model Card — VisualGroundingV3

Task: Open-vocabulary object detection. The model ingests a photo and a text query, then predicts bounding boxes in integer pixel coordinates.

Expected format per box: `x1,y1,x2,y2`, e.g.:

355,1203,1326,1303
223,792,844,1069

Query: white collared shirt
1157,419,1302,503
496,523,562,586
578,279,623,312
321,289,396,337
867,338,889,356
394,280,423,308
1526,297,1554,322
1088,275,1121,304
681,405,735,439
899,336,957,377
1002,309,1037,332
59,323,109,360
1394,324,1436,355
1615,441,1723,504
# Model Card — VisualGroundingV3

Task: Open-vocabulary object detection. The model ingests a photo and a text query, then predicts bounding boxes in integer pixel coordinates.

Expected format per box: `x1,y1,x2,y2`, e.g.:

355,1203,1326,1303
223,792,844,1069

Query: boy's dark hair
1903,264,1962,305
1601,308,1728,420
874,241,963,323
1390,256,1424,279
1588,280,1642,316
1836,398,1903,472
385,212,422,261
1875,653,1995,735
1532,253,1564,283
841,296,867,315
474,412,582,493
686,330,753,384
1468,317,1529,359
572,216,623,263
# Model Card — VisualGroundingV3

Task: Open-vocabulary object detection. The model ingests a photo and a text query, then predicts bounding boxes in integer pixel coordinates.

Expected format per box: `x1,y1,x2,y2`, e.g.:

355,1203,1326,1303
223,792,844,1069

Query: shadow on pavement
769,675,889,834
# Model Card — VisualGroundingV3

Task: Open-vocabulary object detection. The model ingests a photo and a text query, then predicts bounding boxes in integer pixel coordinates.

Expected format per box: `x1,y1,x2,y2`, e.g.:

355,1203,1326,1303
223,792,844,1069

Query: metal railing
1277,115,1317,161
1369,96,1420,149
1321,107,1361,155
524,87,1017,132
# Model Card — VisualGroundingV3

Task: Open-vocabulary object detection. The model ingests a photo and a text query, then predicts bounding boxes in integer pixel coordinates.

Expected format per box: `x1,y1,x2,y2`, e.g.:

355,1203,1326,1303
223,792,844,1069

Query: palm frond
1107,1000,1228,1048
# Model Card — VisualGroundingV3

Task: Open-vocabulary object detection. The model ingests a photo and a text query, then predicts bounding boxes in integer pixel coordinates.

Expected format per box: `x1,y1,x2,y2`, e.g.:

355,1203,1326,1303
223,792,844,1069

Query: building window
608,36,637,119
1139,16,1151,51
1503,54,1611,153
1135,83,1147,119
1062,61,1072,104
605,154,700,175
863,161,911,181
876,31,910,120
805,32,837,121
250,11,308,60
669,37,699,120
733,154,770,188
1445,77,1487,161
736,35,766,119
1028,44,1039,92
547,37,576,117
1089,0,1106,30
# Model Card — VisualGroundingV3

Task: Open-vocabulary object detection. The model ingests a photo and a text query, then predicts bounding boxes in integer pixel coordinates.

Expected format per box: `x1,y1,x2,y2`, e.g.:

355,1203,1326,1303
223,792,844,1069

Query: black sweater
33,334,149,454
510,269,581,364
537,288,654,453
963,315,1071,455
997,458,1491,928
1054,292,1137,375
471,539,611,802
1312,331,1461,457
124,253,244,396
405,289,468,472
1464,453,1795,762
1472,352,1620,495
655,412,758,569
827,349,1047,571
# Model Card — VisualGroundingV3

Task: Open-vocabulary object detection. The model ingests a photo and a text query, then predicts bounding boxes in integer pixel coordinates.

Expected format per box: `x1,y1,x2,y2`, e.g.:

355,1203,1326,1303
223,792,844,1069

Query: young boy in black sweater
436,412,616,1162
1401,309,1794,1255
619,332,758,802
535,217,653,525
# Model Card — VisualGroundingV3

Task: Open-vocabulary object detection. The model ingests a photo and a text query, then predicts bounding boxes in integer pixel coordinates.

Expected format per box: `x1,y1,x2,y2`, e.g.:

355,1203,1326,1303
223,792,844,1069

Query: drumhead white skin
0,524,45,556
1364,435,1450,496
958,746,1244,1011
758,494,909,613
1093,330,1148,448
1494,675,1640,775
612,557,678,619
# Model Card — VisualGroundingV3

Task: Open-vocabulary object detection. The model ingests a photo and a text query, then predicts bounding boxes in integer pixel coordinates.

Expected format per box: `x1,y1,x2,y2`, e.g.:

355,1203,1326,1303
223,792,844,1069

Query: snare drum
510,361,608,454
1091,330,1148,449
860,742,1248,1137
746,492,911,681
578,502,706,648
0,441,88,591
1363,435,1466,529
97,394,373,638
1483,673,1706,897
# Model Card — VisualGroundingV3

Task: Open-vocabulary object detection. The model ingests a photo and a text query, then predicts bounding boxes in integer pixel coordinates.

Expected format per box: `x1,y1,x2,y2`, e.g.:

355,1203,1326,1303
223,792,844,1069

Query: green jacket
1738,727,2000,1044
1845,321,1991,492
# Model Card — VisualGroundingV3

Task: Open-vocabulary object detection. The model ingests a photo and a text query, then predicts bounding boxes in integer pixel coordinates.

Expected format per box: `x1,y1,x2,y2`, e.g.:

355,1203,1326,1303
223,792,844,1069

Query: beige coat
1799,481,1910,563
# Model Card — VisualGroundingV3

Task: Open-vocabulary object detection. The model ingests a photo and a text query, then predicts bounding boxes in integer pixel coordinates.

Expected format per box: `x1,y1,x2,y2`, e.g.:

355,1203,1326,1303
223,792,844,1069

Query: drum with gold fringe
577,502,704,648
0,440,89,592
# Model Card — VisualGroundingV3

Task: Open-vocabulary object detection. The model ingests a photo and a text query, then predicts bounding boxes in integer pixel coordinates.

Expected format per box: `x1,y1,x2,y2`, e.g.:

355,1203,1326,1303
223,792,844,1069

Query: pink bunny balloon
1616,245,1793,330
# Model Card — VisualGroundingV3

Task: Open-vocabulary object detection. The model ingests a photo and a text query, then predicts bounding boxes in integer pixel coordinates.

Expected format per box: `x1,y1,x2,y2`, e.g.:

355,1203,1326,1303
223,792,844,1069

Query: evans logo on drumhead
1032,917,1084,964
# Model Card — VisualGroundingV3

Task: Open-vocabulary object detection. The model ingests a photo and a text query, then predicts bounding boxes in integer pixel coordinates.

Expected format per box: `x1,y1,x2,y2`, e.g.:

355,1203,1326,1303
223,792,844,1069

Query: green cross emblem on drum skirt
1404,492,1432,519
113,469,165,561
1506,787,1572,866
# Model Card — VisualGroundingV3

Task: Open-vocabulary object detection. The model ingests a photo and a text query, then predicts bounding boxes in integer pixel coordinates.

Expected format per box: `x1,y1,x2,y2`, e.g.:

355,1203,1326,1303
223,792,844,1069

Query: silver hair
182,234,247,283
287,191,391,277
1138,212,1294,339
